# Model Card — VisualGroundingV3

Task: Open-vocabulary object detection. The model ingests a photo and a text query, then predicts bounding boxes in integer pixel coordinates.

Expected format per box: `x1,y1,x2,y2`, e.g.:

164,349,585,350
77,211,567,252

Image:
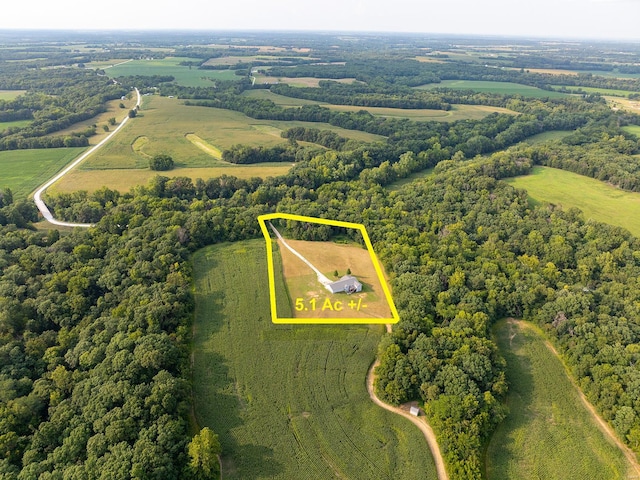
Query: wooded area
2,31,640,479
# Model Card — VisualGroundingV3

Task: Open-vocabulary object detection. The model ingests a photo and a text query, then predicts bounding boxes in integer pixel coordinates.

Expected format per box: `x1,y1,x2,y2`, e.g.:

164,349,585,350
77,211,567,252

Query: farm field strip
49,164,293,194
0,119,31,131
505,166,640,238
0,89,26,100
486,319,636,479
551,85,639,97
192,240,437,479
416,80,569,98
185,133,223,159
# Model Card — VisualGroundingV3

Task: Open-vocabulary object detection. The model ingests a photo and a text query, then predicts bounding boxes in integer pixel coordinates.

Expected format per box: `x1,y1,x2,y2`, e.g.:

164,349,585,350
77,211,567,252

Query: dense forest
3,31,640,479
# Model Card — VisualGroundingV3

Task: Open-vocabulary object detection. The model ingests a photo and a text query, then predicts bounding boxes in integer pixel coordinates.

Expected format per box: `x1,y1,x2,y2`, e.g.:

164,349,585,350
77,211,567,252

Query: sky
2,0,640,41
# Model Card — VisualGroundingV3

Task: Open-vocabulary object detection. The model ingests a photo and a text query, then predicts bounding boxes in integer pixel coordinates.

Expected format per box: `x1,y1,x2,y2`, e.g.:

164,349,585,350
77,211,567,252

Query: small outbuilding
409,406,420,417
325,275,362,294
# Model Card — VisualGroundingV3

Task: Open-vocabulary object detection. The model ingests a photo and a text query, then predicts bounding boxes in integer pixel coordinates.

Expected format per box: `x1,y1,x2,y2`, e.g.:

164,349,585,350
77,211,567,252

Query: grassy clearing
192,240,437,479
0,90,26,100
49,164,292,194
0,147,85,199
523,130,573,144
505,166,640,238
276,238,393,320
487,319,633,479
386,168,434,191
104,57,239,87
185,134,223,159
0,119,31,131
416,80,568,98
623,126,640,137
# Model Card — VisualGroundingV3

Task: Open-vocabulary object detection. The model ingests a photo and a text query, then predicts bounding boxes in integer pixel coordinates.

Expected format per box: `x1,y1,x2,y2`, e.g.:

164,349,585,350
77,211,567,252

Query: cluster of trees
149,154,175,171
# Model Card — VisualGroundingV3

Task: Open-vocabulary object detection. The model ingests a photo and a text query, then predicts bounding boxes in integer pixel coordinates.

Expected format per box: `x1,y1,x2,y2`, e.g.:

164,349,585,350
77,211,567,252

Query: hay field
276,238,393,319
417,80,568,98
0,90,26,100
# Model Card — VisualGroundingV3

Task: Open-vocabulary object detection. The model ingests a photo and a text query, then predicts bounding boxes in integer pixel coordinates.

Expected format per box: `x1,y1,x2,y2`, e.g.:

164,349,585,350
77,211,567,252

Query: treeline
281,127,351,150
0,68,127,150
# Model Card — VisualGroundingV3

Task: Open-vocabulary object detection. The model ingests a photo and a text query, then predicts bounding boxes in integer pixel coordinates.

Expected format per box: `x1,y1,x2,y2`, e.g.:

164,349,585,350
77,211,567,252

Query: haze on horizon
2,0,640,42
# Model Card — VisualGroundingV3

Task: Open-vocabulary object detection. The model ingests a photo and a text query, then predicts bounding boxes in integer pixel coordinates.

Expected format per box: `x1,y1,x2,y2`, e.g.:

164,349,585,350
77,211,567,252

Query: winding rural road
33,87,141,227
366,326,449,480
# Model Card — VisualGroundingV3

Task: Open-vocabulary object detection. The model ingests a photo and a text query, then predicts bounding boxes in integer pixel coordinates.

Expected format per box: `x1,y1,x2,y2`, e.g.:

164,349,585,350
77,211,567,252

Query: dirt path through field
366,325,449,480
509,319,640,479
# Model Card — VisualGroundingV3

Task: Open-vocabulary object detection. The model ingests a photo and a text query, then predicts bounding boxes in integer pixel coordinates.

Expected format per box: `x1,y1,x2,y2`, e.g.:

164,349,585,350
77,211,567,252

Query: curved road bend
367,324,449,480
33,88,141,227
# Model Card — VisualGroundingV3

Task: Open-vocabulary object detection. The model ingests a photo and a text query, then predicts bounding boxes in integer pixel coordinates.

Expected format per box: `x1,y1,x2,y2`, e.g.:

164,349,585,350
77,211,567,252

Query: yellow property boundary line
258,213,400,324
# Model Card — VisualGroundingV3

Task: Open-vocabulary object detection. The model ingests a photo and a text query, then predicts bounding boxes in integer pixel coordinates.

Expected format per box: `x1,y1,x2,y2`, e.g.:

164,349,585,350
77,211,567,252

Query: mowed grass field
523,130,573,144
103,57,239,87
623,125,640,137
192,240,437,479
0,147,85,199
0,119,31,132
486,319,634,479
505,167,640,237
552,85,639,97
276,238,393,320
416,80,568,98
48,95,384,194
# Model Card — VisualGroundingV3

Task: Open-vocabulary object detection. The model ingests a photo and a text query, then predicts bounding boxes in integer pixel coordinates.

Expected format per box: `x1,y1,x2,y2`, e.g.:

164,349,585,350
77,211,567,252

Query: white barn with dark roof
326,275,362,294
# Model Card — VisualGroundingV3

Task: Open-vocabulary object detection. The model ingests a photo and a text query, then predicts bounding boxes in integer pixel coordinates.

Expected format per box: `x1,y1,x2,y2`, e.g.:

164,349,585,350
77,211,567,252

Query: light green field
523,130,573,144
386,168,435,191
623,126,640,137
0,90,26,100
417,80,568,98
505,166,640,237
487,319,634,479
552,85,639,97
80,95,383,171
192,240,437,480
0,119,31,131
103,57,239,87
0,147,85,199
242,89,324,106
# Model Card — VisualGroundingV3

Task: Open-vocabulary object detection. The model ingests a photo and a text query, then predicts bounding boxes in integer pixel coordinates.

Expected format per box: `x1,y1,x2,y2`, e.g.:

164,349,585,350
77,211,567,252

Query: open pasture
80,95,382,170
552,85,639,97
104,57,239,87
0,147,85,199
486,319,634,479
623,125,640,137
276,238,393,319
191,240,436,479
0,119,31,131
0,90,26,100
522,130,573,144
242,89,323,106
416,80,568,98
253,74,357,87
505,166,640,238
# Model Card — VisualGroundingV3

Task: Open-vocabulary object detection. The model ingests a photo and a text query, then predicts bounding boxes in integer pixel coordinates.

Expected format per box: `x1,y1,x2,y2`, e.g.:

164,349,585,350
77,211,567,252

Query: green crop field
416,80,568,98
192,240,437,480
486,319,633,479
242,89,325,106
505,166,640,238
103,57,239,87
0,90,26,100
0,147,85,199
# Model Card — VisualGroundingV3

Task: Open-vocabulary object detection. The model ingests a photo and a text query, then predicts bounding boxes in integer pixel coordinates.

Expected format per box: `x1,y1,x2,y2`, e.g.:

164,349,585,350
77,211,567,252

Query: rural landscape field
2,26,640,480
